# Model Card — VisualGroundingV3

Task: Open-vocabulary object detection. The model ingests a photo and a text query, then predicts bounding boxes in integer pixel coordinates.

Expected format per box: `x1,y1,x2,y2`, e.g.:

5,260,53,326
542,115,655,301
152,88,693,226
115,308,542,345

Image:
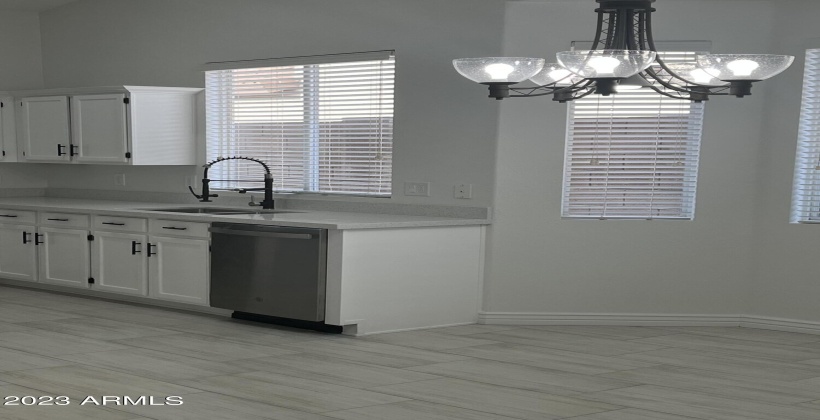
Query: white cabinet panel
71,94,129,163
19,96,71,162
148,235,209,306
0,96,17,162
38,226,90,288
91,231,147,296
0,223,37,282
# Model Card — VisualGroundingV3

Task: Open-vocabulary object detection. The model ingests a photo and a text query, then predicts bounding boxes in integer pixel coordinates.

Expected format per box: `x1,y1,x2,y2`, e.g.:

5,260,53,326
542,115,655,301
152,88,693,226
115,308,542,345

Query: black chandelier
453,0,794,103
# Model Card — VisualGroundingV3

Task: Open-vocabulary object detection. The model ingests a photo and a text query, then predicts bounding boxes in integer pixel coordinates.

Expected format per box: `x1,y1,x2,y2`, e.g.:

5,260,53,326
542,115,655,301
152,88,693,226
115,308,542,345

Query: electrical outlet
404,182,430,197
455,183,473,199
114,174,126,187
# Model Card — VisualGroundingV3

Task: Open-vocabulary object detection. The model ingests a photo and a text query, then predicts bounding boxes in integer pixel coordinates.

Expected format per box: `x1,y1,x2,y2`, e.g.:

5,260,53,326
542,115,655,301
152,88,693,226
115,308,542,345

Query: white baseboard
478,312,820,335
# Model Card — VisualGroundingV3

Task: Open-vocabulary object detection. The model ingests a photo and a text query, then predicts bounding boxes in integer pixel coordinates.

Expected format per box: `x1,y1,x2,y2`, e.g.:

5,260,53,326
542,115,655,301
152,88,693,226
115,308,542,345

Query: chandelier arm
643,82,691,100
509,85,561,97
573,87,598,100
643,11,720,89
641,68,697,93
591,10,605,50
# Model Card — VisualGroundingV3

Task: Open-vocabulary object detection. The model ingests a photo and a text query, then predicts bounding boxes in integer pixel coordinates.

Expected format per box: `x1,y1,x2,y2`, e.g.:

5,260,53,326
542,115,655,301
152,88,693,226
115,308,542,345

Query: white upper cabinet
0,96,18,162
71,94,129,163
19,96,71,162
13,86,201,165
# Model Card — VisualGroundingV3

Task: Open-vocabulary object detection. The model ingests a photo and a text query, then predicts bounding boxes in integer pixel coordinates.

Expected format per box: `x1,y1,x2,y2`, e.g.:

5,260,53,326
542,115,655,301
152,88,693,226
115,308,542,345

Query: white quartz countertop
0,197,491,230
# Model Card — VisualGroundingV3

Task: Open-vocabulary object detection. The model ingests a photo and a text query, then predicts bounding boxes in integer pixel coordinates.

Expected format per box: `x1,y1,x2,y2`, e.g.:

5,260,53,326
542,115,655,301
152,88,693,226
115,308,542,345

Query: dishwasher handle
209,227,315,240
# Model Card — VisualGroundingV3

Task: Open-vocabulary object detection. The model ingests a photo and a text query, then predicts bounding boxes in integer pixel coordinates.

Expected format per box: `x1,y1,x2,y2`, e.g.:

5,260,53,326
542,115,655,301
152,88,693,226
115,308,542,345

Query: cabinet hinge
123,97,130,104
87,234,94,241
125,152,132,159
88,277,95,284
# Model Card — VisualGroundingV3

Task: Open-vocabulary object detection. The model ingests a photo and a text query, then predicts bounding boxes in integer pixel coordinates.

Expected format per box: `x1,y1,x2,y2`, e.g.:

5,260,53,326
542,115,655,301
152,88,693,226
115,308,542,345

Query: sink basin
139,207,296,215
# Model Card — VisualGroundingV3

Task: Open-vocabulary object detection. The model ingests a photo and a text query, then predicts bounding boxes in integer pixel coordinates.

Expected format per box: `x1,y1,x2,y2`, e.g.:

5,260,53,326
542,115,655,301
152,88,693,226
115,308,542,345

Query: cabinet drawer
0,209,36,224
92,215,147,233
38,212,90,228
149,219,209,238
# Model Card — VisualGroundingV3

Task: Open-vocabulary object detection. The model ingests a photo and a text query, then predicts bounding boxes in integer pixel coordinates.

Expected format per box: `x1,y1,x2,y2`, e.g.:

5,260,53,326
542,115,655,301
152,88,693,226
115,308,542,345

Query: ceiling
0,0,77,12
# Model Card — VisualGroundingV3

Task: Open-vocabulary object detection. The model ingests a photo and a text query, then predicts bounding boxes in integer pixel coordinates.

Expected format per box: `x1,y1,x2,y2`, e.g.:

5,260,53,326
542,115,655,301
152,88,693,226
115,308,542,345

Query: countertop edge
0,199,492,230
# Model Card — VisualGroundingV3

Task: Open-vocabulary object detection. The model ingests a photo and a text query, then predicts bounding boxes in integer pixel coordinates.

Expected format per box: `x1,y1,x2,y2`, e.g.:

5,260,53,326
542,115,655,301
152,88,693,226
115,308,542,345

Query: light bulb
726,59,760,77
484,63,515,80
587,56,621,76
690,68,717,84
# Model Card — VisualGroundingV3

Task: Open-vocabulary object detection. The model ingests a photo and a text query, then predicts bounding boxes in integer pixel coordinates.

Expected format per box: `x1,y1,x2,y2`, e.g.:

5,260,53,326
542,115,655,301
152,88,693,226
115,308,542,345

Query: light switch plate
404,182,430,197
455,183,473,199
114,174,126,187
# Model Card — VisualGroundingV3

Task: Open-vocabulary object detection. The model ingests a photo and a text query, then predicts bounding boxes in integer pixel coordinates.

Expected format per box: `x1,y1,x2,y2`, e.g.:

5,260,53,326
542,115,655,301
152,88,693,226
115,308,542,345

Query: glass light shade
453,57,546,83
528,63,574,86
696,54,794,81
556,50,657,79
664,63,729,86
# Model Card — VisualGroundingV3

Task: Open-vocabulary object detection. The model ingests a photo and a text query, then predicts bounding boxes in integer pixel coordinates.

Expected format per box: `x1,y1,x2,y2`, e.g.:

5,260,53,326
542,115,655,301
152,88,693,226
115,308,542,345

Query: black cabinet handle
57,144,66,156
102,222,126,226
162,226,188,231
22,231,30,244
147,243,156,257
0,214,18,218
69,144,78,157
47,218,70,222
131,240,141,255
34,233,43,245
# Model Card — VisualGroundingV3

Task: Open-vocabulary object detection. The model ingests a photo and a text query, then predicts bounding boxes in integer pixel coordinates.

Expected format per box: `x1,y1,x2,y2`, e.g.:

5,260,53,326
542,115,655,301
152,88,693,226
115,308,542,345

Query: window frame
791,47,820,223
560,47,708,221
204,51,395,198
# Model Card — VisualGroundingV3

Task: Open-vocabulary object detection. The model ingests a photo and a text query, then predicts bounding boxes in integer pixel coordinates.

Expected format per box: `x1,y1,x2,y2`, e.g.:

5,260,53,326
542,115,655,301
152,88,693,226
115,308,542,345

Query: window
562,51,705,220
791,49,820,223
205,51,395,196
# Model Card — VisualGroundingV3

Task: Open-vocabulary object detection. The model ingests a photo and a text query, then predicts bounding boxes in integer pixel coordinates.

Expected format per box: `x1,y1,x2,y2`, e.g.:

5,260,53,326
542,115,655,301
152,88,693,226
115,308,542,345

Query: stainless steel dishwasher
209,222,329,326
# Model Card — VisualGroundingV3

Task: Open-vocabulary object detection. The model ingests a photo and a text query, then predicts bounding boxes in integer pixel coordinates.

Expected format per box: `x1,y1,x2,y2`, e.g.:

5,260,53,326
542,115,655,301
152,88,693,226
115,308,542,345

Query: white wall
749,0,820,322
483,0,777,316
0,10,48,189
37,0,505,206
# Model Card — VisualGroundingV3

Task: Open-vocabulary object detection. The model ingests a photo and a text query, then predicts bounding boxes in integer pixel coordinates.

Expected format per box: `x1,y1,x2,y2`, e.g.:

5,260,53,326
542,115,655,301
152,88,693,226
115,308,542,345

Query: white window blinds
562,52,705,220
205,51,394,196
791,49,820,223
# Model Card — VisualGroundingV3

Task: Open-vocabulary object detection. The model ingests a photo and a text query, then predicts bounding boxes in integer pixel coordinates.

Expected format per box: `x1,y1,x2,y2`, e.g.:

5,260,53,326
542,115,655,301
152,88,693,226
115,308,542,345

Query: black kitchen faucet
188,156,275,209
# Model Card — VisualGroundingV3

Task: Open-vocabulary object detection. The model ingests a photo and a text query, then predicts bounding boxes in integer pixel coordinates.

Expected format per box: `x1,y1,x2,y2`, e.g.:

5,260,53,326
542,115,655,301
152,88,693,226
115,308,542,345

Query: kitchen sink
139,207,297,215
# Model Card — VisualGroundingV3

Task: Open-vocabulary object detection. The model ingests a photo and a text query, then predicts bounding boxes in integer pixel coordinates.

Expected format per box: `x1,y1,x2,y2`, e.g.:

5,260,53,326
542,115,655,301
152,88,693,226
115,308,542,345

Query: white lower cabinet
148,235,209,306
91,231,147,296
38,226,91,289
0,223,37,282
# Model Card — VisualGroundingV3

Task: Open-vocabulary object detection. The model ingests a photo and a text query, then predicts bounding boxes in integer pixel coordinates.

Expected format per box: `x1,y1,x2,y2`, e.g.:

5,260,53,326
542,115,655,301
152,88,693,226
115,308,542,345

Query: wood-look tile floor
2,285,820,420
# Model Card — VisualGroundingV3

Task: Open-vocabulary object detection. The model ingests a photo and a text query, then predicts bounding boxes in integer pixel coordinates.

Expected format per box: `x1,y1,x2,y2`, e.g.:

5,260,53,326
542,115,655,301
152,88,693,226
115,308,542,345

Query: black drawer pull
57,144,66,156
70,144,78,157
47,218,70,222
22,231,31,244
0,214,18,218
162,226,188,230
147,243,156,257
131,240,142,255
34,233,43,245
102,222,126,226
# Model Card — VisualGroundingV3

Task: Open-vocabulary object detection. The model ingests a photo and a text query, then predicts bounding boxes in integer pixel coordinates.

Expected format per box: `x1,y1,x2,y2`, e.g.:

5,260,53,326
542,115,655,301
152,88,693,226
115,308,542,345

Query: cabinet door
38,227,90,288
148,235,209,306
0,224,37,282
71,94,130,164
0,96,18,162
91,231,147,296
19,96,71,162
